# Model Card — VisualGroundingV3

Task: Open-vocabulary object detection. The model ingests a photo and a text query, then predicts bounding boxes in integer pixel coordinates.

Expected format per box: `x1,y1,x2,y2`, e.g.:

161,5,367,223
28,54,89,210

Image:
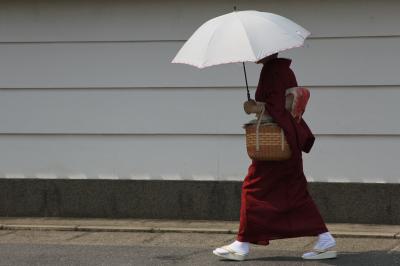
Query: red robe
237,58,328,245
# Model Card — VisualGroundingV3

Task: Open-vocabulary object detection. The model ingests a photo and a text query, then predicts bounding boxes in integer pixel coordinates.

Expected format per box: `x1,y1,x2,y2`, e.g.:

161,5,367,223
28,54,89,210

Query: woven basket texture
244,123,291,161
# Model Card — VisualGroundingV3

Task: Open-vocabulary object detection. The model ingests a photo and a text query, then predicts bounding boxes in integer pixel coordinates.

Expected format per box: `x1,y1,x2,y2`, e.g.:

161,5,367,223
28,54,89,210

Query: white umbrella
172,9,310,99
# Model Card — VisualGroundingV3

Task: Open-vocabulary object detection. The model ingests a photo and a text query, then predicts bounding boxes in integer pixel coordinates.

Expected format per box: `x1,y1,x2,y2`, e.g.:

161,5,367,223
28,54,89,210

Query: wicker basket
244,122,292,161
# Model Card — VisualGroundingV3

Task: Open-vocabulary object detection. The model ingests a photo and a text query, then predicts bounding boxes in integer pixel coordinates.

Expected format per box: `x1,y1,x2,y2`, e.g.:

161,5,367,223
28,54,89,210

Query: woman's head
256,53,278,64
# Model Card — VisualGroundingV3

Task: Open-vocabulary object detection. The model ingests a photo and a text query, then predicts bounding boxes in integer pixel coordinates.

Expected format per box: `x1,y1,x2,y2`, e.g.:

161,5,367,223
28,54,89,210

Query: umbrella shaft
242,62,250,100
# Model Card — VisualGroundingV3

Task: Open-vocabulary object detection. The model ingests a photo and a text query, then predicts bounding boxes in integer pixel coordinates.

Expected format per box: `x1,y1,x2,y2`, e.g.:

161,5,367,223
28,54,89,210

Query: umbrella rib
242,12,309,60
200,17,230,68
234,13,257,61
251,12,310,40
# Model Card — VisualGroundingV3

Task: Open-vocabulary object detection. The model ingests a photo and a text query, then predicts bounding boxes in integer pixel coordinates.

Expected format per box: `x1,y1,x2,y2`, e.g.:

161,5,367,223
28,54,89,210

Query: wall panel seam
0,133,398,137
0,85,400,90
0,35,399,44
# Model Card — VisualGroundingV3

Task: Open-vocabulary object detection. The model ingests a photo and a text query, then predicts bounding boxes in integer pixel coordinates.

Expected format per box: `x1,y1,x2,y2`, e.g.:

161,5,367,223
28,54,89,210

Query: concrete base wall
0,179,399,224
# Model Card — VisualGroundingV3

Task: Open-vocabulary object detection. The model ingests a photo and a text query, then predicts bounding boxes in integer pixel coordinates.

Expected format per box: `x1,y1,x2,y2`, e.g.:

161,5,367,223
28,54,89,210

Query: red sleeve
259,71,300,155
259,70,315,154
263,72,286,117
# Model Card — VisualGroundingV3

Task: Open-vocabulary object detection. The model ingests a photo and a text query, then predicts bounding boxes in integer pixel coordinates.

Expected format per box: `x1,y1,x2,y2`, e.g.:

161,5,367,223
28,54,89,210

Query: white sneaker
302,249,337,260
213,245,248,261
213,241,249,261
302,232,337,260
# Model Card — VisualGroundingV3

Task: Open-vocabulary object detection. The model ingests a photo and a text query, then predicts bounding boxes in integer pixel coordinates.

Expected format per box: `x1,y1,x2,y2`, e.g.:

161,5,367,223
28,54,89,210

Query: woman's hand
243,100,265,114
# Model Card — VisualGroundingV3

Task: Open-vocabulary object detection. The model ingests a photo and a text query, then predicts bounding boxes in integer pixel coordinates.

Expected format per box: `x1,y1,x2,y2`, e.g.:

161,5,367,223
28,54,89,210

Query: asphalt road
0,230,399,266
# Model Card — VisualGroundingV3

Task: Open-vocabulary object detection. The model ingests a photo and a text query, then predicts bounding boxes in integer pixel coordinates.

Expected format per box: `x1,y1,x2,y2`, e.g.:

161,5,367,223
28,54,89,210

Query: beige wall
0,0,399,183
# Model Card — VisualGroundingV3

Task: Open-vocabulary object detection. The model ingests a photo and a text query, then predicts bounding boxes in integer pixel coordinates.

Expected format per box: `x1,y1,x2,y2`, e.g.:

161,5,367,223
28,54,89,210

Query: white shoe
213,245,248,261
302,232,337,260
302,250,337,260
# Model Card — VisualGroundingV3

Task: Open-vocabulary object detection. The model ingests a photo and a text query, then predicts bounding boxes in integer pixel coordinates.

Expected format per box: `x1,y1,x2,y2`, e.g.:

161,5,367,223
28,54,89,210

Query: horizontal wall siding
0,87,399,135
0,0,399,42
0,0,398,183
0,37,399,88
0,135,399,183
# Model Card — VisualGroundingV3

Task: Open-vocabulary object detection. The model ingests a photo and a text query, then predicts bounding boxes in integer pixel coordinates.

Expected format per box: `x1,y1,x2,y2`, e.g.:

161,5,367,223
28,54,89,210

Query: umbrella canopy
172,10,310,69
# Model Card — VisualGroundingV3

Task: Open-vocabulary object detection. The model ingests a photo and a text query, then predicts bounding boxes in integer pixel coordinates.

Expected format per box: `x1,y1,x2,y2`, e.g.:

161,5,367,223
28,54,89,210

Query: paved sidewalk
0,217,399,239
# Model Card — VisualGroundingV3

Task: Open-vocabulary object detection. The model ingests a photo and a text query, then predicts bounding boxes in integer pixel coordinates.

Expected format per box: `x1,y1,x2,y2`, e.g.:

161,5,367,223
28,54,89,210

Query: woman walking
213,54,337,261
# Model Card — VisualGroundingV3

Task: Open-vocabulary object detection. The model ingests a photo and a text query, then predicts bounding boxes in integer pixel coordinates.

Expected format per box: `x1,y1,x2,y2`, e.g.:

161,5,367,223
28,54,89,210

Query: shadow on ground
244,251,400,265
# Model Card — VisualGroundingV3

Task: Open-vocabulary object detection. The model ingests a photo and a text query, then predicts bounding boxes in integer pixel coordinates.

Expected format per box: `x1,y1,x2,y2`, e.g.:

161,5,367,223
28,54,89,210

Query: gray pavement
1,217,400,239
0,230,399,265
1,218,400,265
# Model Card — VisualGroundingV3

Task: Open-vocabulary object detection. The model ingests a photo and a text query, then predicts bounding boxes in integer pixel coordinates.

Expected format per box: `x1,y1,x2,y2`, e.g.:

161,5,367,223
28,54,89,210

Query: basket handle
255,104,286,152
255,104,266,151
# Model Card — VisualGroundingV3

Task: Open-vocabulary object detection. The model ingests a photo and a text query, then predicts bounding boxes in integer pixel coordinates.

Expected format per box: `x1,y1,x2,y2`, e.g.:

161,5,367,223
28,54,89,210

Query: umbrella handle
242,62,251,100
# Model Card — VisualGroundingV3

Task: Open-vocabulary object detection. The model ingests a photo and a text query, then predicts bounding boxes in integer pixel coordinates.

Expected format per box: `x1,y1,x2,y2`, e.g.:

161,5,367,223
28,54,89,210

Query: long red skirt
237,158,328,245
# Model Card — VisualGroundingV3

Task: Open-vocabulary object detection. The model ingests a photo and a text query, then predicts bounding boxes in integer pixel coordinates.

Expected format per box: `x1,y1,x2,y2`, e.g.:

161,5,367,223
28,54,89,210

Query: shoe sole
302,251,337,260
212,250,248,261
